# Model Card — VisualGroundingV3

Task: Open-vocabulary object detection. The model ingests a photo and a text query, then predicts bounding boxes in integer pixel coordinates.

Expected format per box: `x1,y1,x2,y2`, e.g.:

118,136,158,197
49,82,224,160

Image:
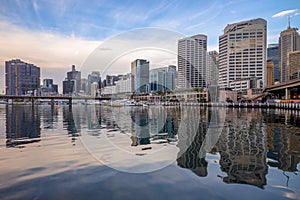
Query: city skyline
0,1,300,92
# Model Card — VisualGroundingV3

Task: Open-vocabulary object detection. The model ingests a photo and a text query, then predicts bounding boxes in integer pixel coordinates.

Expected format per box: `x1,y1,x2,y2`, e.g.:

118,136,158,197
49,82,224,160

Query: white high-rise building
218,18,267,90
178,34,207,89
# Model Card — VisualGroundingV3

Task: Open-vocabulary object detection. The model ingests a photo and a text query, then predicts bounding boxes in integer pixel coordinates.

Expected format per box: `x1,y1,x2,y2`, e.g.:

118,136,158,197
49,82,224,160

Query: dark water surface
0,104,299,200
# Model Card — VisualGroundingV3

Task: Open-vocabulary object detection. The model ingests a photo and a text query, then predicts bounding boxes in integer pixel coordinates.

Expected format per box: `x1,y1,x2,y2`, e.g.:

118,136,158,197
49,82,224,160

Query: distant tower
62,65,81,95
178,34,207,89
218,18,267,89
131,59,149,94
279,19,300,83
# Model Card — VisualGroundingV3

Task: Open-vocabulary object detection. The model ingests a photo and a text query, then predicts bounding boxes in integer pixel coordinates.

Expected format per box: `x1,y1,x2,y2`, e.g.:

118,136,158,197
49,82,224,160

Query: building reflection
177,107,208,177
62,106,81,144
215,109,268,188
130,107,151,146
6,105,41,148
264,110,300,172
40,106,58,129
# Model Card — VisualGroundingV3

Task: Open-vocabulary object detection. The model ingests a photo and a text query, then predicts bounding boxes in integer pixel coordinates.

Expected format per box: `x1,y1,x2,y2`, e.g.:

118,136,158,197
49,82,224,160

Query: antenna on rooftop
288,15,291,29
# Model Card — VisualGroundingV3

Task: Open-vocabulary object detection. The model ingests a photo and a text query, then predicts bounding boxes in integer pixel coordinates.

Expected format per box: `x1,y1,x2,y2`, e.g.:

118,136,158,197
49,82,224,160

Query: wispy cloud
272,9,298,18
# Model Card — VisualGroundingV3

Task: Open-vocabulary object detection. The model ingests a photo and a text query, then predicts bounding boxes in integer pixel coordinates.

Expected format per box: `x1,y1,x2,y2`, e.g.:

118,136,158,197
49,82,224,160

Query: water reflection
215,109,268,188
6,105,41,148
3,105,300,191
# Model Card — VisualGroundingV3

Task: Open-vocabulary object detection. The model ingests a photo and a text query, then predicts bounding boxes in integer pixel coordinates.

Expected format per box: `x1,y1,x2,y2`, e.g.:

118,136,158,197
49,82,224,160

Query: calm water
0,104,299,200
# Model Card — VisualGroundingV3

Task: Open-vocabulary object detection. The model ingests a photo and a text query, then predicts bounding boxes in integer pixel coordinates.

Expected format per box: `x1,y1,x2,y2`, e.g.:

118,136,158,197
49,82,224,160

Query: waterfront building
178,34,207,89
229,77,262,92
218,18,267,89
279,21,300,83
62,65,81,95
87,71,101,95
206,51,219,86
131,59,150,94
267,44,280,82
267,60,274,87
288,51,300,80
5,59,40,95
150,65,177,93
101,85,117,96
40,79,58,96
115,73,134,94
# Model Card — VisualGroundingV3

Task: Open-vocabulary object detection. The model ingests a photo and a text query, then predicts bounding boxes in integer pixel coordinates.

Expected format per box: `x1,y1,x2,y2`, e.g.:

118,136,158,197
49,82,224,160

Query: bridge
264,79,300,99
0,95,111,107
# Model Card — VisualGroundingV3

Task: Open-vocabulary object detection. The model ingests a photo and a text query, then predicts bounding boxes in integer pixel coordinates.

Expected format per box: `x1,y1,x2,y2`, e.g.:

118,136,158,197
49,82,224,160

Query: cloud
272,9,298,18
0,20,100,69
0,19,100,91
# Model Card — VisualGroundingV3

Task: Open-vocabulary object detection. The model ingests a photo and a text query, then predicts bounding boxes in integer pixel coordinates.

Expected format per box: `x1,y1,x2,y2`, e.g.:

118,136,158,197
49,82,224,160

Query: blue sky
0,0,300,91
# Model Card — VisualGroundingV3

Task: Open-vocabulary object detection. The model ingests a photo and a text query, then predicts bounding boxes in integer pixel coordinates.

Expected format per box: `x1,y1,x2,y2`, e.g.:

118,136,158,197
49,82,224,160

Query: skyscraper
5,59,40,95
218,18,267,89
62,65,81,95
267,44,279,82
279,21,300,83
131,59,149,94
178,34,207,89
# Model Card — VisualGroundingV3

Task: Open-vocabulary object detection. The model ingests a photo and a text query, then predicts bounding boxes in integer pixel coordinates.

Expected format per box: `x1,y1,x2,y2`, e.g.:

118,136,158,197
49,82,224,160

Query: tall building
218,18,267,90
288,51,300,80
178,34,207,89
267,44,279,82
5,59,40,95
150,66,177,92
131,59,149,94
279,21,300,83
62,65,81,95
267,60,274,87
87,71,101,95
206,51,219,86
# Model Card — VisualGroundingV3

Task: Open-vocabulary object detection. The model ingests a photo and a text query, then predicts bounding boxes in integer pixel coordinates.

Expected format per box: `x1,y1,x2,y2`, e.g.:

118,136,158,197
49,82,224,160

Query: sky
0,0,300,92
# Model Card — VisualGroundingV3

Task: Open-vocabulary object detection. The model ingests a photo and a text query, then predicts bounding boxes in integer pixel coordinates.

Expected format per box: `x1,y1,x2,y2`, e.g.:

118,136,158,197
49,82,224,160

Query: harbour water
0,104,299,199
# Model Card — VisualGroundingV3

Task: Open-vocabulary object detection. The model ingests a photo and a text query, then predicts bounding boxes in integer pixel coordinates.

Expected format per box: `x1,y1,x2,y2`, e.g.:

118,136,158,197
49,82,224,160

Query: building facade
178,34,207,89
279,24,300,83
131,59,149,94
288,51,300,80
62,65,81,95
115,73,134,94
5,59,40,95
149,65,177,93
218,18,267,89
